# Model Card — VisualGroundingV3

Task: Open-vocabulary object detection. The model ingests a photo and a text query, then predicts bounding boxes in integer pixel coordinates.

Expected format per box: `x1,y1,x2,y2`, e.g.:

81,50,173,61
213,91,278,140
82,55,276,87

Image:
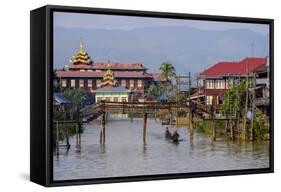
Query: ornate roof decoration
69,40,93,65
101,64,117,87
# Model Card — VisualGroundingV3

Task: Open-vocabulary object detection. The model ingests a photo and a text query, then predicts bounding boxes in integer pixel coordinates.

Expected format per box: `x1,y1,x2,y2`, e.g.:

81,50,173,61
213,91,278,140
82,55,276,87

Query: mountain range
54,25,269,75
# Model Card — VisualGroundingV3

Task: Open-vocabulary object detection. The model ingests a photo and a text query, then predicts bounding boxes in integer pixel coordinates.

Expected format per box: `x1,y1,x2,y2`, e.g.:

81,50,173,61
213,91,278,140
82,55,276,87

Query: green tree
145,84,162,100
159,61,176,99
159,61,176,81
62,88,87,120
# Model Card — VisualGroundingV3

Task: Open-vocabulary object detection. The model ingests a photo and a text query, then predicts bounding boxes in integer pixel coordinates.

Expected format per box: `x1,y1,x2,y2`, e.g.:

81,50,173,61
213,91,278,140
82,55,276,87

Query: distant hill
54,26,269,75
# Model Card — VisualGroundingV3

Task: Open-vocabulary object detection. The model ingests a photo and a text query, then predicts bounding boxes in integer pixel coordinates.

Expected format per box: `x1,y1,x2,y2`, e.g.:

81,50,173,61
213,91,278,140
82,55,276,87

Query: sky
53,12,270,74
54,12,269,34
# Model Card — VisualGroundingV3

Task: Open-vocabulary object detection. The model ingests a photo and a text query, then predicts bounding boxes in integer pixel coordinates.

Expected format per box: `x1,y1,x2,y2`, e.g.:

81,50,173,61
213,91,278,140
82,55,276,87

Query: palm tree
159,61,176,98
159,61,176,81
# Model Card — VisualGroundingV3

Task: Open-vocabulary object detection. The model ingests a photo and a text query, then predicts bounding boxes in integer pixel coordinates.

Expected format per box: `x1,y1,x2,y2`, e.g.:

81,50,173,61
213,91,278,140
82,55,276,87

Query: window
121,80,126,87
113,97,119,102
206,96,213,105
96,97,103,102
206,80,214,89
88,80,92,88
216,80,225,89
225,81,229,89
96,79,101,88
121,97,127,102
71,79,75,87
61,79,67,87
105,97,111,102
79,80,84,88
130,80,134,88
137,80,142,88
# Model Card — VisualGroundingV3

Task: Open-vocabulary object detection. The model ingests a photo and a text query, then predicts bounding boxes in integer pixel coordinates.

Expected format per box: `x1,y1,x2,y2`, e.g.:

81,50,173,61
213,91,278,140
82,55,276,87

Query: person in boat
165,127,170,138
171,130,179,142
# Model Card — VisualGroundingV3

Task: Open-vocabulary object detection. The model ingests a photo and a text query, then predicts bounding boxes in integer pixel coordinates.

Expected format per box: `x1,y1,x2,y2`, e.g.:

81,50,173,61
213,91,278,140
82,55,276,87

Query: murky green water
53,118,270,181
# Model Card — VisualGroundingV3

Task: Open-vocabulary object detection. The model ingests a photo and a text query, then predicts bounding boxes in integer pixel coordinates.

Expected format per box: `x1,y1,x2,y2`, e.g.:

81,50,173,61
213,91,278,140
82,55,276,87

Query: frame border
33,4,274,187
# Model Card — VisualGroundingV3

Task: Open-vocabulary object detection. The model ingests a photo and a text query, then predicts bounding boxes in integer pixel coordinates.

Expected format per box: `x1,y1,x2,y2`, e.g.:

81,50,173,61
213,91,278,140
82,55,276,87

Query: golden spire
101,64,116,87
69,40,93,65
79,39,84,53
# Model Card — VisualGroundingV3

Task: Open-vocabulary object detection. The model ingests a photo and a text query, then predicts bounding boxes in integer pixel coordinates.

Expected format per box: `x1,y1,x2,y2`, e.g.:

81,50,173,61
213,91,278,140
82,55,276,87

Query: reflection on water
53,118,270,181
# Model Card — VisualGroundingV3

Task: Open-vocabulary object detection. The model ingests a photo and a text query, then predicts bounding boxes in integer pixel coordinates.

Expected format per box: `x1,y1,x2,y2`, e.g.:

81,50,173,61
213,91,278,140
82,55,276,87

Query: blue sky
54,12,269,34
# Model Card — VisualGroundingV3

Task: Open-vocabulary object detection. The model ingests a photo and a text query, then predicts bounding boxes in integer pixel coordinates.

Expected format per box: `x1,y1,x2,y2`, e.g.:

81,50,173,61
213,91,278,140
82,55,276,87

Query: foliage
159,61,176,81
222,79,248,115
62,88,87,107
222,79,269,140
145,84,162,100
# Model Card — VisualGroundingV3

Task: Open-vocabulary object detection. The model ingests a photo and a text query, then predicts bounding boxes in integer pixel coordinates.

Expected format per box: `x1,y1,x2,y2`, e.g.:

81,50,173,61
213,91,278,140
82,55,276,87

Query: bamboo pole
250,73,256,140
143,112,147,144
242,64,249,140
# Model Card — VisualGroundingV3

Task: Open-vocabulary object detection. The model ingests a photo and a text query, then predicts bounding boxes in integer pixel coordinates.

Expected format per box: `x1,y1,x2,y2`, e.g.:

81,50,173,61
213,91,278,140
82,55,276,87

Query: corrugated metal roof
199,57,267,77
54,93,71,104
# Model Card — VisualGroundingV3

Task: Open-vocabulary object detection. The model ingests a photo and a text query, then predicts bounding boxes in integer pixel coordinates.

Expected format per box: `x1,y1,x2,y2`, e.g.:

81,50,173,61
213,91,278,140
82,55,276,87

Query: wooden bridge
54,100,223,156
79,100,216,144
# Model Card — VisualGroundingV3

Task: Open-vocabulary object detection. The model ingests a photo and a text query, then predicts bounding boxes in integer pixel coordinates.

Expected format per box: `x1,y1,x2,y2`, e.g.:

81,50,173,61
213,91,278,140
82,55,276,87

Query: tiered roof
67,62,146,71
69,41,93,65
100,65,117,87
56,42,165,82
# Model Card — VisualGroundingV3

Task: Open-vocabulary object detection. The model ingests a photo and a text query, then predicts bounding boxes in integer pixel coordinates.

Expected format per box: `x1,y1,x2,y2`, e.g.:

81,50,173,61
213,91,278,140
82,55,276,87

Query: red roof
56,71,154,78
67,62,146,70
199,57,267,77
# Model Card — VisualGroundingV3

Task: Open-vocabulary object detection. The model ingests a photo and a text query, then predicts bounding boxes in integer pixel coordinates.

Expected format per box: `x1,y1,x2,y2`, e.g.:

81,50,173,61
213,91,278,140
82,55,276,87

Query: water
53,118,270,181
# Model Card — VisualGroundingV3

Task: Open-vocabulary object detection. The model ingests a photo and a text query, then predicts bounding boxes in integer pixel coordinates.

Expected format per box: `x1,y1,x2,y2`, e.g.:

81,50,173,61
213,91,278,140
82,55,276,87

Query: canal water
53,118,270,181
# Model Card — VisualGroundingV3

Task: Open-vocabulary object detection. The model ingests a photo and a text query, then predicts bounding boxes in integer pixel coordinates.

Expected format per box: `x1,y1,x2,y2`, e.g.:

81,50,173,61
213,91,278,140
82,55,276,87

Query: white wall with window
70,79,75,87
121,97,127,102
96,97,103,102
130,80,134,88
206,80,214,89
206,95,213,105
79,79,84,88
216,80,225,89
121,79,126,87
137,80,142,88
87,79,92,88
96,79,101,88
61,79,67,87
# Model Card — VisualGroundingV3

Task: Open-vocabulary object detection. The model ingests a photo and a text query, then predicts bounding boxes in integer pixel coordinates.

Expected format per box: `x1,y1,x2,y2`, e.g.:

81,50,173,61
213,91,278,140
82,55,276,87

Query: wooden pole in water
143,112,147,144
211,106,216,141
76,123,79,146
64,122,70,149
102,111,106,144
99,126,103,144
56,121,59,156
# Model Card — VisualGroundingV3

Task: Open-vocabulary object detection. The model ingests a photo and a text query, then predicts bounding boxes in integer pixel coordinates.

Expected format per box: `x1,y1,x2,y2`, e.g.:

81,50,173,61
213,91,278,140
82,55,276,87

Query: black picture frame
30,5,274,187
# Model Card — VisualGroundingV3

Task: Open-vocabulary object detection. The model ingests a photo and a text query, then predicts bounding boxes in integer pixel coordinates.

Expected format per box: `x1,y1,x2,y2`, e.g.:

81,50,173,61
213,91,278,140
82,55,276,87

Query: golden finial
79,39,84,52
